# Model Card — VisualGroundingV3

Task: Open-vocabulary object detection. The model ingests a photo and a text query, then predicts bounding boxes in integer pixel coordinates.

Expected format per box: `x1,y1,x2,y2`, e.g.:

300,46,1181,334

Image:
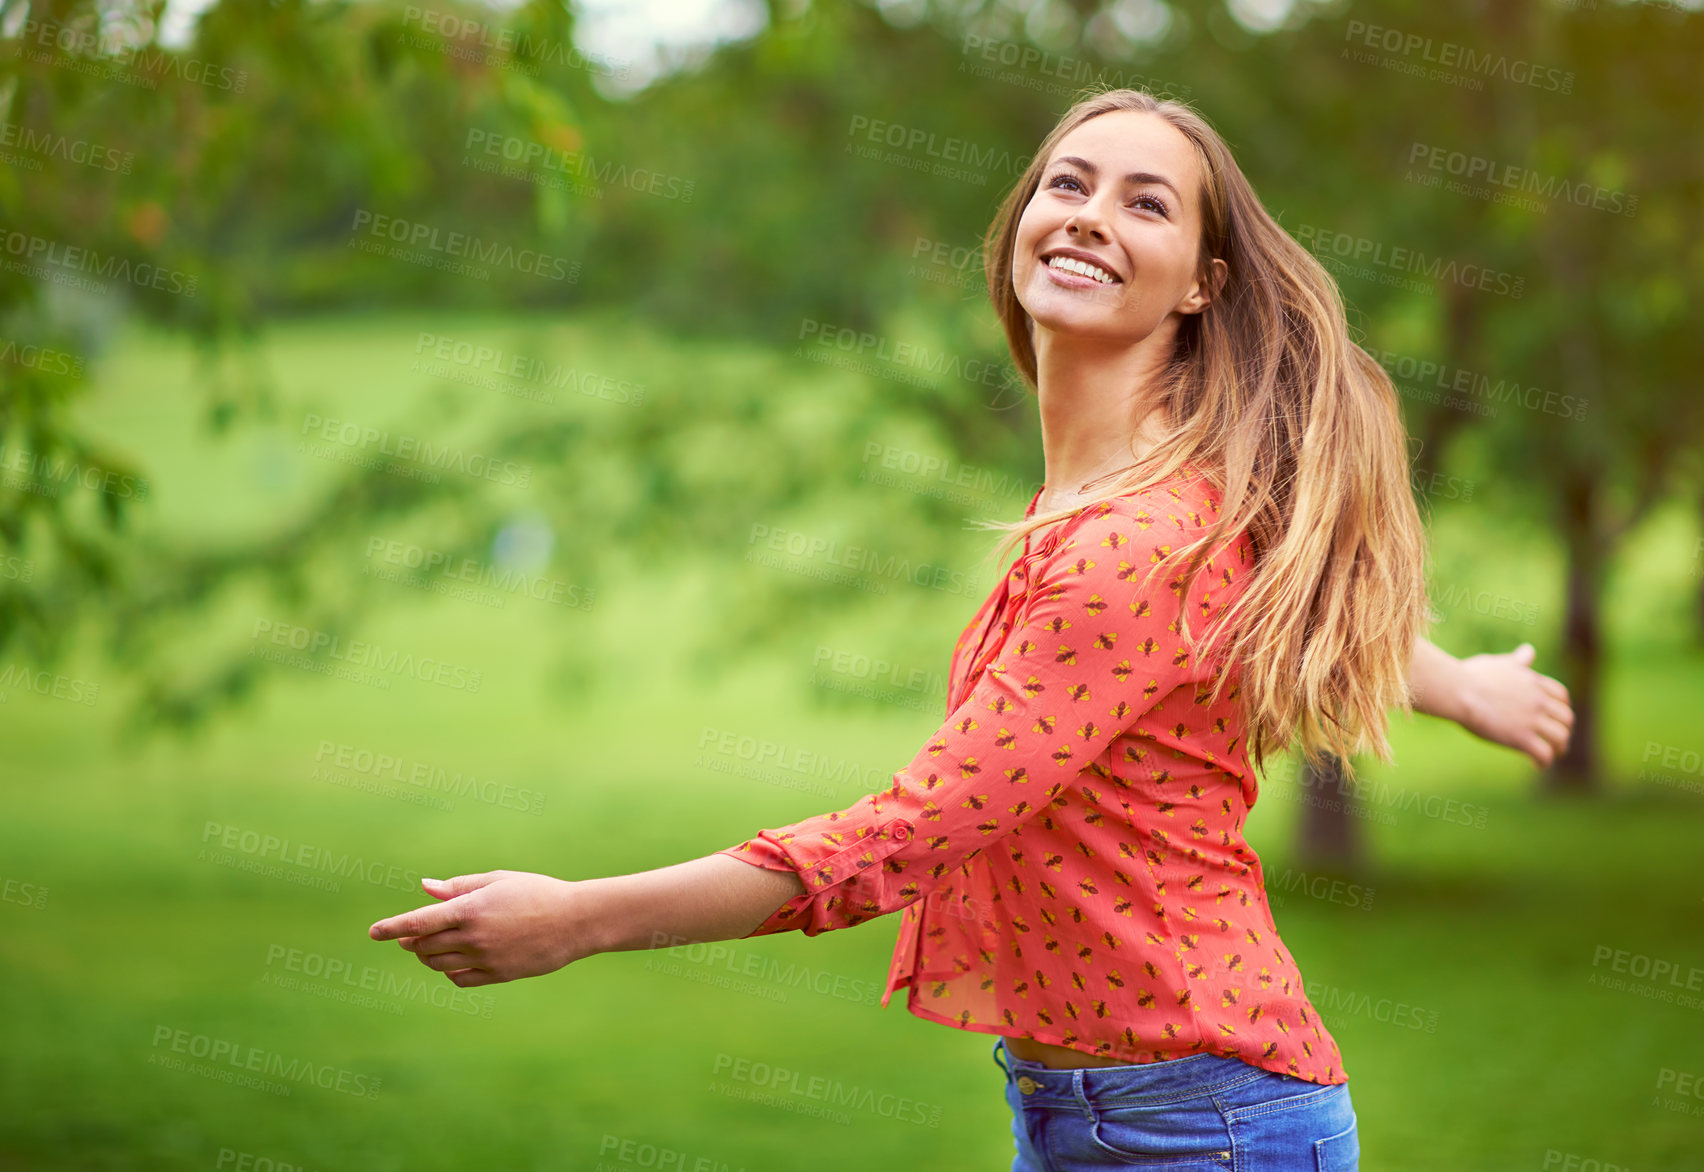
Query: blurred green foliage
4,0,1701,783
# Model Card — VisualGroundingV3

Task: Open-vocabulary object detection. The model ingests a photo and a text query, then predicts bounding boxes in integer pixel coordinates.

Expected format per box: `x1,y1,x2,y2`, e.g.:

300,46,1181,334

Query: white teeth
1046,255,1117,284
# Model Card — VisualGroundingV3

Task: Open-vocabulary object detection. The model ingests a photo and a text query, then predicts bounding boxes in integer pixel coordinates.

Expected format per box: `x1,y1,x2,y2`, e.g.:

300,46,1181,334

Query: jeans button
1016,1075,1039,1094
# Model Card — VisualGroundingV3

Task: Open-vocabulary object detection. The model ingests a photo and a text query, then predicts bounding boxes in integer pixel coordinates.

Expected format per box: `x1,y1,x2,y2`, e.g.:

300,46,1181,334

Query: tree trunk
1548,471,1604,793
1295,753,1362,871
1696,494,1704,641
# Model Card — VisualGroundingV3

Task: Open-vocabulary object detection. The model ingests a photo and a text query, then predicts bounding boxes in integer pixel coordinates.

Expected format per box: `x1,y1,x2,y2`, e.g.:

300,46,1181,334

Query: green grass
4,311,1702,1170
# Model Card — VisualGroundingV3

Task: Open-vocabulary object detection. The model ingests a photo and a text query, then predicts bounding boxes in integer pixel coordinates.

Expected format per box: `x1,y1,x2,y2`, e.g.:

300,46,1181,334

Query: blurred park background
2,0,1702,1167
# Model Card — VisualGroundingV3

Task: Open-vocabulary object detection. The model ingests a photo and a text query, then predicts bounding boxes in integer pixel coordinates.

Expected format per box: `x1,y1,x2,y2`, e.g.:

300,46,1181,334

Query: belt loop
1074,1068,1094,1119
992,1037,1013,1080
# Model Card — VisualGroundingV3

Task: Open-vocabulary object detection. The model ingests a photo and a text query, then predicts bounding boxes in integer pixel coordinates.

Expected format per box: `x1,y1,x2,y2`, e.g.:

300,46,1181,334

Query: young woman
370,89,1573,1170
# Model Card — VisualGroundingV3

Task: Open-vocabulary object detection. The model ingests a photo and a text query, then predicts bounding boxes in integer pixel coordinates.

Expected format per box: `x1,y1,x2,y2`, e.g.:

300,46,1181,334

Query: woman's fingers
1538,716,1572,756
400,929,471,956
370,894,468,941
368,870,582,987
1518,731,1554,769
423,872,503,899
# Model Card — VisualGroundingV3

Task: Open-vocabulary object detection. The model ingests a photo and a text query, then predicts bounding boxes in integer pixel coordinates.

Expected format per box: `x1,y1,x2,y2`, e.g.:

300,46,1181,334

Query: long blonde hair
976,88,1428,779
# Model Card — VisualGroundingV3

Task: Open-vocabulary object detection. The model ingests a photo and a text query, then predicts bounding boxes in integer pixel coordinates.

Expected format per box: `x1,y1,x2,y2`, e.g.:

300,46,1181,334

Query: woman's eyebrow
1051,154,1182,203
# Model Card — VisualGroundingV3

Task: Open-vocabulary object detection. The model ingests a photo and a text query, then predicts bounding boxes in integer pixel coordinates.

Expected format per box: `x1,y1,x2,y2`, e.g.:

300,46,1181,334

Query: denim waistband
992,1037,1269,1108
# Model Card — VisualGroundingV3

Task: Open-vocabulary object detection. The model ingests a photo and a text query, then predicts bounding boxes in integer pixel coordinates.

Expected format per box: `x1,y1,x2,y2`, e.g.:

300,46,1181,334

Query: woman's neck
1033,330,1171,514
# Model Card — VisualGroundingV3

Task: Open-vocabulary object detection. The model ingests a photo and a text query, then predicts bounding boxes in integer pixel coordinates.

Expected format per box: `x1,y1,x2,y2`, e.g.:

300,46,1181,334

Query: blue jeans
992,1038,1359,1171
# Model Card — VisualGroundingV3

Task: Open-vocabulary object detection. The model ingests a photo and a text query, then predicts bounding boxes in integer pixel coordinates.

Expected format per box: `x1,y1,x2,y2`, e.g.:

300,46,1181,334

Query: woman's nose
1068,205,1111,241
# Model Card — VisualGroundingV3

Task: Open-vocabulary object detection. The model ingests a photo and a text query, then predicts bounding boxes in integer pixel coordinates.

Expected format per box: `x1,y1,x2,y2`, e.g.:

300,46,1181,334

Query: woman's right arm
367,856,808,987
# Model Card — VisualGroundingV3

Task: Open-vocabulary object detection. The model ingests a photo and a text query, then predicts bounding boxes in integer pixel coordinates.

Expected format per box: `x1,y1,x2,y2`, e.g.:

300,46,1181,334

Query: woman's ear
1180,257,1228,316
1206,257,1228,301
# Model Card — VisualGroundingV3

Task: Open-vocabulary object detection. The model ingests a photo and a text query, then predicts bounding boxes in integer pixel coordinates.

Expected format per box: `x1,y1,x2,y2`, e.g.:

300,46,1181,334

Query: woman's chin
1023,308,1135,344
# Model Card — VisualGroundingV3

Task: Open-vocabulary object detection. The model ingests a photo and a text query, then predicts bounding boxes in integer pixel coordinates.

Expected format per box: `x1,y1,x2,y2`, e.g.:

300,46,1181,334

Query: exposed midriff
1001,1034,1141,1068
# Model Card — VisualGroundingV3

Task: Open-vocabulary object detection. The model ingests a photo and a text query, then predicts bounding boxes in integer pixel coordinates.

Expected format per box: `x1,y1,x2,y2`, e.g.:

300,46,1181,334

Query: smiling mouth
1043,254,1120,285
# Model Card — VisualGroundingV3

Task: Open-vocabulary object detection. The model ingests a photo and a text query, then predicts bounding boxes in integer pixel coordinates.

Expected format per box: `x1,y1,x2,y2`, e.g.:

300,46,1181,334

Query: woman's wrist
1409,636,1470,726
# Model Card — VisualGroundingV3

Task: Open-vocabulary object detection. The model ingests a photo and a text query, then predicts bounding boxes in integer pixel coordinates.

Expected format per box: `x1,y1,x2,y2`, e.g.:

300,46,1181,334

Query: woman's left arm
1408,635,1574,768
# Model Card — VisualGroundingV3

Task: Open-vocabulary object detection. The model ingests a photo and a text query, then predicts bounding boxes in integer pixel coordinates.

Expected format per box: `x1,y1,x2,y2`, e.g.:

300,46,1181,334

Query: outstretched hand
368,870,590,987
1452,643,1574,769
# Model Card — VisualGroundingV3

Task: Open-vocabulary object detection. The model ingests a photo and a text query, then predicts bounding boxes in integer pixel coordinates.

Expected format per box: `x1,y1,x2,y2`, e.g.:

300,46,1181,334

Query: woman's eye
1045,173,1167,216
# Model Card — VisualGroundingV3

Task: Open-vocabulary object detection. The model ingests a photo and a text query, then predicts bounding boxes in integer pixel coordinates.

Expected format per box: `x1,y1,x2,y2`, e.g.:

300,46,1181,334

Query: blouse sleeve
715,492,1246,938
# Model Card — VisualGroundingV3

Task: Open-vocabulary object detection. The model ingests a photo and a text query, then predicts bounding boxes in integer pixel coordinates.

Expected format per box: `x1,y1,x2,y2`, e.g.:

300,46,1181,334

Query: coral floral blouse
715,469,1347,1085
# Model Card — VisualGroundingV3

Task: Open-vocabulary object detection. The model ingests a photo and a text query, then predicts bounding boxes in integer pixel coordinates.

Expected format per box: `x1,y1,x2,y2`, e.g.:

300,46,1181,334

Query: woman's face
1012,109,1217,348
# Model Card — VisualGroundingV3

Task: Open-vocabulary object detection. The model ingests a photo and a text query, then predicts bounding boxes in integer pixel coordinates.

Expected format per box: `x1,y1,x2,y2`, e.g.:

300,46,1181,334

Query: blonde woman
371,89,1572,1170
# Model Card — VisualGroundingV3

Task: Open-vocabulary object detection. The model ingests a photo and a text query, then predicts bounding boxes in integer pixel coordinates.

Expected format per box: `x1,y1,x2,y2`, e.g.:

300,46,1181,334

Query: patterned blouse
715,469,1347,1085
